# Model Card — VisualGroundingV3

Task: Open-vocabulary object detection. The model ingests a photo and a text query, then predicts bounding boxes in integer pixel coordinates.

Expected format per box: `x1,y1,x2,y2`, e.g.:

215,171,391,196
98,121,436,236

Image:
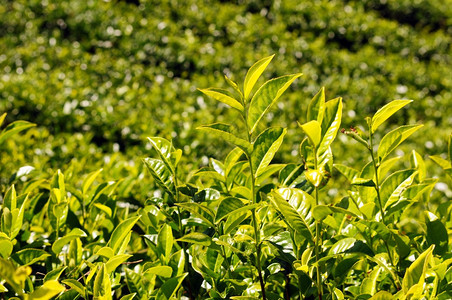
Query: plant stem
244,121,267,300
313,148,323,300
368,129,396,268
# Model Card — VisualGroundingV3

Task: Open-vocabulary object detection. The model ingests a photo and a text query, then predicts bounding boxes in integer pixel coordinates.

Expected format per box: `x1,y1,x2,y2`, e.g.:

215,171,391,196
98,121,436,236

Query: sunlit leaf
154,273,188,300
177,232,211,246
402,245,434,296
109,216,140,254
143,158,175,197
143,266,173,278
0,120,36,145
251,127,286,178
307,87,325,123
371,99,412,133
299,120,321,148
197,123,252,154
29,280,65,300
247,73,302,133
378,124,423,162
199,88,244,111
52,228,86,254
319,97,342,154
244,54,274,100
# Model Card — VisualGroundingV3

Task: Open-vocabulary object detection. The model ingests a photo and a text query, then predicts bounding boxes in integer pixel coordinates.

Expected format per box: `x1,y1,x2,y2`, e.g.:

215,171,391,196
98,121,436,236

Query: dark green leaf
425,211,448,255
154,273,188,300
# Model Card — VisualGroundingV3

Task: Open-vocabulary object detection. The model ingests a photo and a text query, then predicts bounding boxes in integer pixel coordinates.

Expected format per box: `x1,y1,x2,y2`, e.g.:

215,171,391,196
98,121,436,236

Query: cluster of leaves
2,57,451,299
0,0,451,199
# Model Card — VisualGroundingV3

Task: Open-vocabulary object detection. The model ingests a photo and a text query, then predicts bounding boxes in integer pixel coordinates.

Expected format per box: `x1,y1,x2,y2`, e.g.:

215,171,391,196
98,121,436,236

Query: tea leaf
0,120,36,145
93,264,112,299
143,266,173,278
371,99,412,133
269,190,314,242
11,249,50,266
378,124,423,162
248,73,302,134
244,54,274,100
319,98,342,154
109,216,140,254
425,211,448,255
106,254,132,273
62,279,86,297
155,273,188,300
402,245,434,296
177,202,215,227
334,164,359,182
251,127,286,178
29,280,65,300
143,158,175,197
299,120,321,148
177,232,211,246
52,228,86,254
197,123,252,154
157,224,174,260
307,87,325,123
381,169,416,210
199,88,244,111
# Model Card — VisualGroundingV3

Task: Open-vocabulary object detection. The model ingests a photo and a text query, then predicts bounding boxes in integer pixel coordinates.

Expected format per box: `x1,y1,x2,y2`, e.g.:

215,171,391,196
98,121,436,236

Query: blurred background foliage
1,0,451,202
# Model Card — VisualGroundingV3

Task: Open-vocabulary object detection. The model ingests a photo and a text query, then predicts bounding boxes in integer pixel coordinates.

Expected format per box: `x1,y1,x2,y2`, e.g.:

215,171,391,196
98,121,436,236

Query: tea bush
1,57,451,299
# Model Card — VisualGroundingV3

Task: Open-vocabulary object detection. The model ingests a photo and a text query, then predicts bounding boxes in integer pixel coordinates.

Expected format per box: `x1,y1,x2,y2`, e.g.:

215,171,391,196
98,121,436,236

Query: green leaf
143,266,173,278
199,88,244,111
197,123,252,154
269,189,314,242
215,197,245,223
380,169,416,210
109,216,140,254
410,150,426,181
313,205,358,221
43,267,66,282
360,267,381,296
29,280,65,300
0,113,5,127
251,127,286,177
307,87,325,123
256,164,285,185
224,75,242,98
425,211,448,255
371,99,412,133
402,245,434,296
106,254,132,273
158,224,174,260
299,120,321,147
0,238,13,258
0,258,31,294
143,158,175,197
147,137,178,173
244,54,274,100
0,120,36,145
369,291,393,300
177,232,211,246
154,273,188,300
328,238,356,255
93,264,112,299
82,169,103,195
378,125,423,162
305,169,323,187
319,97,342,154
120,294,136,300
334,164,359,182
247,73,302,134
52,228,86,254
176,202,215,228
351,177,375,187
11,249,50,266
430,155,451,169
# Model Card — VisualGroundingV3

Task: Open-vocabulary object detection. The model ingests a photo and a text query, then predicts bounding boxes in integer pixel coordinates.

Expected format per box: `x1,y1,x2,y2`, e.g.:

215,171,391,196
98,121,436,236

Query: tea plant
1,57,452,299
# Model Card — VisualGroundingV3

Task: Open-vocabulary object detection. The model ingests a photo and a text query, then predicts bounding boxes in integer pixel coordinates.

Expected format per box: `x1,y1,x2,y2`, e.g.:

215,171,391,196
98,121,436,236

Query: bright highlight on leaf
244,54,275,100
299,120,321,147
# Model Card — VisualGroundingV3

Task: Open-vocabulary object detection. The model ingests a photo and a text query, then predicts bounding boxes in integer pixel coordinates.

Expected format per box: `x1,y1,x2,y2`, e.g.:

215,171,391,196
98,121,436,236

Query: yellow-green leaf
371,99,412,133
199,88,244,111
299,120,321,148
243,54,274,100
